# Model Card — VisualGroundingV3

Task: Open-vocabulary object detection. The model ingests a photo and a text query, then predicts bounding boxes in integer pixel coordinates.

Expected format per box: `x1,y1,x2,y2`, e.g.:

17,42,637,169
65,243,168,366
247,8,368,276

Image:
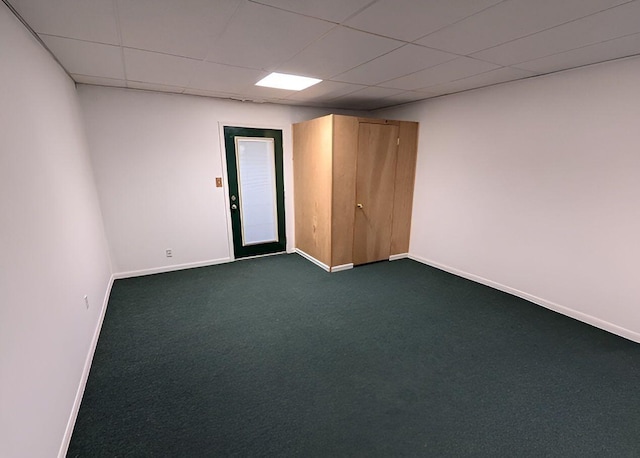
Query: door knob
356,203,363,209
231,204,238,210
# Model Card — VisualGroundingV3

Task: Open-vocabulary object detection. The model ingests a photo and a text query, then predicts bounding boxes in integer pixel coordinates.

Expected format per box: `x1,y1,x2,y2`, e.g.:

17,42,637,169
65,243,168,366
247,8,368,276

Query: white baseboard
331,263,354,273
58,274,115,458
295,249,330,272
113,257,233,279
389,253,409,261
408,254,640,344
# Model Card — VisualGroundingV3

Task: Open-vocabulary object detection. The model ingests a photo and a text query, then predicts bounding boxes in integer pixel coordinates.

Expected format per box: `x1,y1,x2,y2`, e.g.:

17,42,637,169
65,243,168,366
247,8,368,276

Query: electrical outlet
166,249,172,257
84,295,89,309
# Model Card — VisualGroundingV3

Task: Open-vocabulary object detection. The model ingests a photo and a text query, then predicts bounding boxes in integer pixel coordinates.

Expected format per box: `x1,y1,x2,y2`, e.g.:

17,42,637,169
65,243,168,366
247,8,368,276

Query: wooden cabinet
293,115,418,272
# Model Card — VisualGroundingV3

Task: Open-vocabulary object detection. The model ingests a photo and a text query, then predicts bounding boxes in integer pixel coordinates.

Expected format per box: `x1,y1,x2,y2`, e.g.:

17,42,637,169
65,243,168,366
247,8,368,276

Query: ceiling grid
7,0,640,110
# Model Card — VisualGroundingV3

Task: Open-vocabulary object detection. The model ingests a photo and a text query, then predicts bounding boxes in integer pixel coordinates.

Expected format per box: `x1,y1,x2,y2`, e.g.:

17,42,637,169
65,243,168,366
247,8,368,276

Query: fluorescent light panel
255,72,321,91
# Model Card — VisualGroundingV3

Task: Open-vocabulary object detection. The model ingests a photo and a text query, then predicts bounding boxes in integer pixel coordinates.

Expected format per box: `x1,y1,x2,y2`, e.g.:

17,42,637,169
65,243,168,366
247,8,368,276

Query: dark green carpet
68,255,640,457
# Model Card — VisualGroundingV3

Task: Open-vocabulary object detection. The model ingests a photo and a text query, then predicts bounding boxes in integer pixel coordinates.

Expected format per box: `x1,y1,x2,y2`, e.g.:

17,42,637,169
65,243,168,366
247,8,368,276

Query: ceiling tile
41,35,125,80
329,86,406,110
333,85,405,100
188,62,267,94
514,33,640,74
186,87,289,105
323,99,372,110
344,0,503,42
205,2,334,71
117,0,240,60
473,1,640,66
72,75,127,88
375,91,432,107
288,98,345,107
125,81,185,94
16,0,119,44
333,44,457,85
183,88,256,103
417,0,630,55
8,0,21,11
15,0,640,107
249,0,374,23
274,99,324,107
123,48,198,87
330,98,396,111
286,81,365,101
236,84,296,101
382,57,500,90
278,26,403,79
425,67,536,95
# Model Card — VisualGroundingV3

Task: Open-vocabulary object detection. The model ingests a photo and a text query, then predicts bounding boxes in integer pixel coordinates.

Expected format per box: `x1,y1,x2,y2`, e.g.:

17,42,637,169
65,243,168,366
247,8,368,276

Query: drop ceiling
7,0,640,110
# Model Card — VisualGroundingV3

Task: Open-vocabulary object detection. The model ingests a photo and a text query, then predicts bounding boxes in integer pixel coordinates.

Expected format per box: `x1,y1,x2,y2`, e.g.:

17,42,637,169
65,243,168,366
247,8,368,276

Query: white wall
378,57,640,342
0,3,113,457
79,85,363,276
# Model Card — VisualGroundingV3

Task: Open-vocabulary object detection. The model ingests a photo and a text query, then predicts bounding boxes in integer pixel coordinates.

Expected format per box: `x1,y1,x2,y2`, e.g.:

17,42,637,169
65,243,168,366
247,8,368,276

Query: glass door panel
235,137,278,246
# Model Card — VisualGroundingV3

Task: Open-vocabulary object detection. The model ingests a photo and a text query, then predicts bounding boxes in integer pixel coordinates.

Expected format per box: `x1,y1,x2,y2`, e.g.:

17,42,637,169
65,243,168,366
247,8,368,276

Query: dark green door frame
224,126,286,259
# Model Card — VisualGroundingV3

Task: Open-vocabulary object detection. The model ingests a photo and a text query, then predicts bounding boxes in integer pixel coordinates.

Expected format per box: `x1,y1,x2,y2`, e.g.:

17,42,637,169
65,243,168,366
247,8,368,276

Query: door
353,123,398,265
224,126,286,259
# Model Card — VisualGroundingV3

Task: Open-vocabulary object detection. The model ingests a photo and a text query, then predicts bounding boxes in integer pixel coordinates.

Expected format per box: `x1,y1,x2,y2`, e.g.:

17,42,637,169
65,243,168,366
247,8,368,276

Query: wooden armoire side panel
331,115,359,267
293,116,333,266
390,121,419,255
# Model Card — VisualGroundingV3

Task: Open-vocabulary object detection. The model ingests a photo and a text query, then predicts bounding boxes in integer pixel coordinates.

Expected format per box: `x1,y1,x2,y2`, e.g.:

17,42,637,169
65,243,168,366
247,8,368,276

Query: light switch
215,177,222,187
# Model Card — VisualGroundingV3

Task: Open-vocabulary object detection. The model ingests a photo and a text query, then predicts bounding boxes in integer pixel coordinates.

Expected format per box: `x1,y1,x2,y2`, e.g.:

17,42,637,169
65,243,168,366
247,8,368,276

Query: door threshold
235,251,287,262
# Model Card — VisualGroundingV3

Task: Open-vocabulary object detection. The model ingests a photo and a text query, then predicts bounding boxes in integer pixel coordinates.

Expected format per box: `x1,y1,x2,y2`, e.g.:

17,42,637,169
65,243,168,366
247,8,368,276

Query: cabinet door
353,123,398,265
